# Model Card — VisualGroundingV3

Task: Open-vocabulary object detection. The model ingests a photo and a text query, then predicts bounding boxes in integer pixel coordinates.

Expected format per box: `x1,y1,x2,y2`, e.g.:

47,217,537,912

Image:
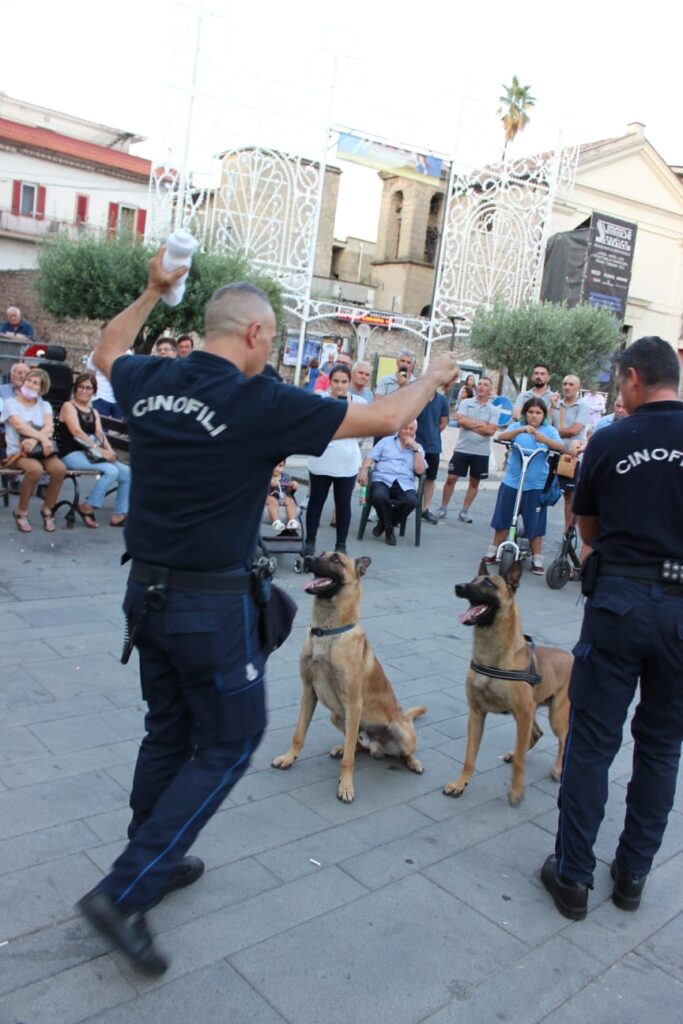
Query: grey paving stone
0,666,55,712
287,746,460,824
82,806,135,845
0,853,104,941
230,873,526,1024
0,771,127,839
423,820,614,945
341,785,556,890
255,802,431,882
635,912,683,981
0,724,50,764
0,955,137,1024
562,853,683,968
118,865,367,989
24,653,138,700
13,603,114,628
78,961,287,1024
0,741,139,789
6,579,103,600
423,934,602,1024
28,706,143,755
540,952,683,1024
0,820,100,875
0,915,111,996
0,692,115,729
2,636,59,664
43,629,124,657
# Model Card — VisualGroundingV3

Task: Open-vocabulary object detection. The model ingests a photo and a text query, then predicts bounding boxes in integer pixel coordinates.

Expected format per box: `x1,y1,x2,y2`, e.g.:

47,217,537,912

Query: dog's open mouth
458,603,492,625
304,575,340,596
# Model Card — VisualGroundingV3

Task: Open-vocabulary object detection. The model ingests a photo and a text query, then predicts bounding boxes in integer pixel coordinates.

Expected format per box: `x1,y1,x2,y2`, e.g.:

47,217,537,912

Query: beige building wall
371,261,435,315
549,125,683,348
314,166,341,278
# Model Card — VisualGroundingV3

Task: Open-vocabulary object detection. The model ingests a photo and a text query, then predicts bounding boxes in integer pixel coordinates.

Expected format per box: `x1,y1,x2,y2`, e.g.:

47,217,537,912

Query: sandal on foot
77,505,98,529
40,508,56,533
13,511,32,533
110,515,126,527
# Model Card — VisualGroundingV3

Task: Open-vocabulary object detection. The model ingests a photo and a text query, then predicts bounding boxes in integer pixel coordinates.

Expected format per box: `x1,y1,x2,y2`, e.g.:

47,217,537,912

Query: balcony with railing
0,208,104,242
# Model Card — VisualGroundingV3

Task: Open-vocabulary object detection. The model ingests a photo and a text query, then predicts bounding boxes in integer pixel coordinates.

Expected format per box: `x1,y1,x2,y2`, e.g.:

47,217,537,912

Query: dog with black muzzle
272,552,427,803
443,559,571,806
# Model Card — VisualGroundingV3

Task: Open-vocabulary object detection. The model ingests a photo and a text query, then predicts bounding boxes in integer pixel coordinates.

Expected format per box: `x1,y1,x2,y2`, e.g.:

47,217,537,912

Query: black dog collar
310,623,357,637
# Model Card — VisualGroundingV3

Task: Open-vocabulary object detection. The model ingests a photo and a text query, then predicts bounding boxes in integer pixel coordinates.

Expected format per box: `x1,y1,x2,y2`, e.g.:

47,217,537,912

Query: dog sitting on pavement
271,552,427,803
443,559,571,806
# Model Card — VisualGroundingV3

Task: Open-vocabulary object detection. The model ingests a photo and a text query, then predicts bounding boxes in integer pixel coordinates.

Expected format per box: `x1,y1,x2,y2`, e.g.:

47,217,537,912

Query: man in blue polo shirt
76,249,460,974
541,336,683,921
0,305,35,340
416,385,449,524
359,420,426,545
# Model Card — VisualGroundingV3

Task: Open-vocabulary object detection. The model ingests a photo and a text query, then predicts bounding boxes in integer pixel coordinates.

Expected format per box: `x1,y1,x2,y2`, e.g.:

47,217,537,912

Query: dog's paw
271,753,296,770
508,788,525,807
337,780,355,803
329,745,344,759
550,767,562,782
405,755,424,773
443,779,467,797
503,751,513,763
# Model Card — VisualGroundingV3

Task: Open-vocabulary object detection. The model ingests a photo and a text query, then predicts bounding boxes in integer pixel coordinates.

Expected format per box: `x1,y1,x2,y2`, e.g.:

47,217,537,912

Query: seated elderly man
358,420,426,545
0,306,35,340
0,361,29,400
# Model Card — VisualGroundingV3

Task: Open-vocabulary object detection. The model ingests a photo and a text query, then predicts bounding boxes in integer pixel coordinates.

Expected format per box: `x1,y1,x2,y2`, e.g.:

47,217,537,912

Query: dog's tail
405,706,427,720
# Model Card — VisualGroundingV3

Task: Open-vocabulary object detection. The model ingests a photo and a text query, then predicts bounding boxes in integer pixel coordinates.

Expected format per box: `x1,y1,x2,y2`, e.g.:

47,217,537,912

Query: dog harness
310,623,357,637
470,635,542,686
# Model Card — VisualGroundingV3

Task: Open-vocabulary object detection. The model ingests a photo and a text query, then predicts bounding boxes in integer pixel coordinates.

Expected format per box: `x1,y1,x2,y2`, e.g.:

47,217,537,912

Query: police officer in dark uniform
76,250,460,974
541,336,683,920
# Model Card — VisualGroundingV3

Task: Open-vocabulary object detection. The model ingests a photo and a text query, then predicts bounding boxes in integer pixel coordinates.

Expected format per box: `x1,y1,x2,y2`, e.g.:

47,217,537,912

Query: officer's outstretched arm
93,249,187,379
333,353,459,440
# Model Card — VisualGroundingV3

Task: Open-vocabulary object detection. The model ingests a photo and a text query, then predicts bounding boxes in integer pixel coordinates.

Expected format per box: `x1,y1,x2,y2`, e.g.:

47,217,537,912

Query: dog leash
310,623,357,637
470,637,542,686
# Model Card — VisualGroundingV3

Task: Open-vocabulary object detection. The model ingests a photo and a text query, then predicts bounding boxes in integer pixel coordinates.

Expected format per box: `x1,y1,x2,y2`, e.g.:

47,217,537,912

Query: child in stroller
266,461,301,534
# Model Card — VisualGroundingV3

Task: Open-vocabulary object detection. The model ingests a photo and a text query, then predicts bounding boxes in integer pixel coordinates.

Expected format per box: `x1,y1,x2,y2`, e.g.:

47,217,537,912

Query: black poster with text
581,213,637,320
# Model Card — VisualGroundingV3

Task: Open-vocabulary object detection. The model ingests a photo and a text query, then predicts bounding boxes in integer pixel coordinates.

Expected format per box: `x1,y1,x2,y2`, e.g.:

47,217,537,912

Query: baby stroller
256,502,306,575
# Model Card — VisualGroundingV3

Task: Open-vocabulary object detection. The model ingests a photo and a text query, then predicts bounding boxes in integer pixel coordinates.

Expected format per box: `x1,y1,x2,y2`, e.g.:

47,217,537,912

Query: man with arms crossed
436,376,500,522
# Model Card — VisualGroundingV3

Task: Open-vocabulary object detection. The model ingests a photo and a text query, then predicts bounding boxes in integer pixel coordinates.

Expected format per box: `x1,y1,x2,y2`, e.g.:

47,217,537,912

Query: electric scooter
545,514,582,589
494,439,550,577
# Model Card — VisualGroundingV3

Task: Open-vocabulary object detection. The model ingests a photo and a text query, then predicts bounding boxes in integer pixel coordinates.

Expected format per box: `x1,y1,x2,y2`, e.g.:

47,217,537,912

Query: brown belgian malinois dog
443,559,571,806
272,552,427,803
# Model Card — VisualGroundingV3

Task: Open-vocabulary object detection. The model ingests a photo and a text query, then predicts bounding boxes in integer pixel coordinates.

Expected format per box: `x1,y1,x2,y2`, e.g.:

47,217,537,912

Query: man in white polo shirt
550,373,591,530
437,376,500,522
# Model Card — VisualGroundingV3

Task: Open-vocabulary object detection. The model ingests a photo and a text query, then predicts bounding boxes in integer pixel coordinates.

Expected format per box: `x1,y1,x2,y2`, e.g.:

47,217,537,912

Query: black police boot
78,889,169,976
148,855,205,909
610,859,646,912
541,855,588,921
371,522,384,537
385,528,397,546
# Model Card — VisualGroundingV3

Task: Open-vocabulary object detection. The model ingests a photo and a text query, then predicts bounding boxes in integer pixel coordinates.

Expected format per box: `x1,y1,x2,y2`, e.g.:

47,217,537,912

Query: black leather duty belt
599,562,683,588
129,560,252,593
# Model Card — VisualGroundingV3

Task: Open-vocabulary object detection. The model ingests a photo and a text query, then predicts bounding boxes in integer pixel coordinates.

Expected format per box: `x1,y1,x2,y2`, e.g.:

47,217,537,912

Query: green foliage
469,300,623,391
36,234,284,349
498,76,536,159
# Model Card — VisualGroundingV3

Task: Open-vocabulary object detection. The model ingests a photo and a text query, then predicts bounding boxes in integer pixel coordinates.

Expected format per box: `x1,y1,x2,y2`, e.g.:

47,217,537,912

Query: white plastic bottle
161,229,199,307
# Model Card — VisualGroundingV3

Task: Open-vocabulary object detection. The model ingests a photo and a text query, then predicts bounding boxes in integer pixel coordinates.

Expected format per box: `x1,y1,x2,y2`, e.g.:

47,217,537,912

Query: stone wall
0,268,101,368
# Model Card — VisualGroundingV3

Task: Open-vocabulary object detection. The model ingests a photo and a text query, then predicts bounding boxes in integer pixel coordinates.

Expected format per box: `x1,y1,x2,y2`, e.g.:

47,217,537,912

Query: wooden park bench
1,466,104,528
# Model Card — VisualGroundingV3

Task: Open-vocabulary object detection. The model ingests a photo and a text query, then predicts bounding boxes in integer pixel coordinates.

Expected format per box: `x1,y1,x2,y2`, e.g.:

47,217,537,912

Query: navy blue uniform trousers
99,578,266,912
556,576,683,886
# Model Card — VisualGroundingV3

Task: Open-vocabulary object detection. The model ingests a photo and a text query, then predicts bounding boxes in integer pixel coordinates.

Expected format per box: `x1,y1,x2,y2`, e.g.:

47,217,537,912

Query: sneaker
334,542,347,554
272,520,285,533
483,545,498,564
303,540,315,557
458,509,473,523
421,510,438,525
286,519,301,532
436,507,448,519
531,557,544,576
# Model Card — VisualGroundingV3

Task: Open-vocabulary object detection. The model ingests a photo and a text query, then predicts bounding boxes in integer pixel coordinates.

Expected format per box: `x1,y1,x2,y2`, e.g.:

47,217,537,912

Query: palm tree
498,76,536,161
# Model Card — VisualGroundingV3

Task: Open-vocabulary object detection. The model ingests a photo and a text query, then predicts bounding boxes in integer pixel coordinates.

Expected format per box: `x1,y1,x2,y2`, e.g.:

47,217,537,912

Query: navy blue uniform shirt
573,400,683,566
416,391,449,453
111,351,346,569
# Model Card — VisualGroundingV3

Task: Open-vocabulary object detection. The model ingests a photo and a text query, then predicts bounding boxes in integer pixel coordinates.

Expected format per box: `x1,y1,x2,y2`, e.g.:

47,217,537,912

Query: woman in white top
1,367,66,533
304,364,363,555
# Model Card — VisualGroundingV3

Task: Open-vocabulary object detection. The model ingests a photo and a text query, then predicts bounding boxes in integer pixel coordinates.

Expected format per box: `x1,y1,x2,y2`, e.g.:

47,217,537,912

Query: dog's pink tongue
459,604,487,624
304,577,330,591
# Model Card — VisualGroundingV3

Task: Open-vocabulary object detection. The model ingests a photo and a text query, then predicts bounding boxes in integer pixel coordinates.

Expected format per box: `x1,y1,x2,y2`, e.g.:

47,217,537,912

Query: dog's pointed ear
355,556,372,577
503,560,523,592
478,559,490,577
404,705,427,720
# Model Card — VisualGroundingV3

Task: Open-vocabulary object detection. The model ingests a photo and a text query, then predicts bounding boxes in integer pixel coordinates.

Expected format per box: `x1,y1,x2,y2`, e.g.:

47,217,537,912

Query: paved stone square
0,477,681,1024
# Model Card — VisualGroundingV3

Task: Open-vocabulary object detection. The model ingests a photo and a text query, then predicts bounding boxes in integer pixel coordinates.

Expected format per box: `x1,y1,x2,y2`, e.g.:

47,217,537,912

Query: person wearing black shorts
437,377,500,523
416,386,449,524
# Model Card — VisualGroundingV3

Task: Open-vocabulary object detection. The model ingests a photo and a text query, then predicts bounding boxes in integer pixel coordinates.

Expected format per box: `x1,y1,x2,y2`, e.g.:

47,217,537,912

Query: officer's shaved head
204,283,274,337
